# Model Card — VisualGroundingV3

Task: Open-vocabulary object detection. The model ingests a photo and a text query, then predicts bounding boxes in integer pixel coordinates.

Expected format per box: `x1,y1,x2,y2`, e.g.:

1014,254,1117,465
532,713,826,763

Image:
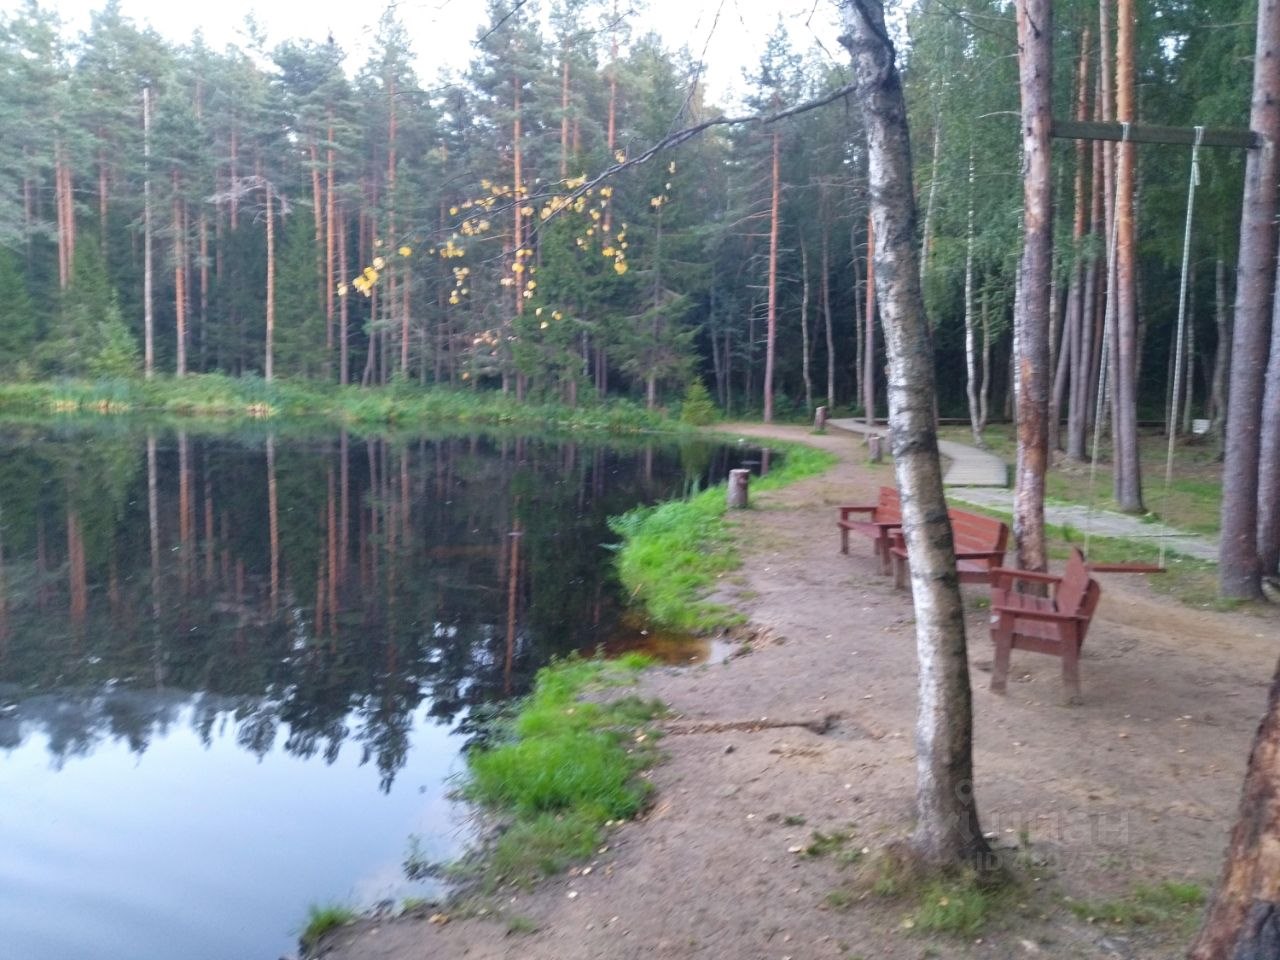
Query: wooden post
727,469,750,509
814,405,828,431
868,434,884,463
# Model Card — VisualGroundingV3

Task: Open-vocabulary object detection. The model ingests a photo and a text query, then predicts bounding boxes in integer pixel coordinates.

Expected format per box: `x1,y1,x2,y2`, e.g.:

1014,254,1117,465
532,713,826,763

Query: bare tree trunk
801,235,813,414
1219,0,1279,600
852,223,864,406
919,121,941,293
864,211,876,426
763,130,781,423
326,118,336,381
1190,658,1280,958
979,285,993,433
1183,270,1197,436
840,0,990,869
1060,28,1092,459
822,210,836,409
963,152,982,446
143,86,154,379
1257,259,1280,577
265,180,276,382
1209,257,1230,437
172,172,187,376
338,208,350,386
1013,0,1055,573
1113,0,1144,512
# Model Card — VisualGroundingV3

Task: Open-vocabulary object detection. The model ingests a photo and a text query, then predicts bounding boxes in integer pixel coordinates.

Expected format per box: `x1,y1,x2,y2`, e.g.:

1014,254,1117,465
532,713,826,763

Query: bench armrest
988,566,1063,586
838,504,877,519
991,605,1084,623
954,549,1005,562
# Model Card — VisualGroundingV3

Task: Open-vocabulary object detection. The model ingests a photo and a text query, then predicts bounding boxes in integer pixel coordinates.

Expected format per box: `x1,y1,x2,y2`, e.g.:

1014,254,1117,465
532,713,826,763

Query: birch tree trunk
1219,0,1279,600
840,0,990,868
1257,259,1280,577
1013,0,1054,573
963,152,982,446
864,211,876,426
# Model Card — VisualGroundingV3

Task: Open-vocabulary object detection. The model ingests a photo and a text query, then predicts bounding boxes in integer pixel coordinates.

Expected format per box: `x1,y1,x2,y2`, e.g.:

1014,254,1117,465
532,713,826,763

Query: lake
0,422,766,960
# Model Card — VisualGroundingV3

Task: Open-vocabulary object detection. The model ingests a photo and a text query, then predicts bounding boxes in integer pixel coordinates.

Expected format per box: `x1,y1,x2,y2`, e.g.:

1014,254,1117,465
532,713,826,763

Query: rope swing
1082,123,1204,573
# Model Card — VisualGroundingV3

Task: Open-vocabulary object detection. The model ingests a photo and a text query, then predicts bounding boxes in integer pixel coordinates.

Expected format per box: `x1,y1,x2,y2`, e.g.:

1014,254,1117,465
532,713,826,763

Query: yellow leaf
614,261,628,275
399,245,412,257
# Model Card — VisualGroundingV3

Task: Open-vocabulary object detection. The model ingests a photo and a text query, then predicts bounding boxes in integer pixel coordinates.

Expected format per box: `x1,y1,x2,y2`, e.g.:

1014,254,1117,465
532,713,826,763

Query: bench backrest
1057,547,1103,642
948,509,1009,553
877,486,901,522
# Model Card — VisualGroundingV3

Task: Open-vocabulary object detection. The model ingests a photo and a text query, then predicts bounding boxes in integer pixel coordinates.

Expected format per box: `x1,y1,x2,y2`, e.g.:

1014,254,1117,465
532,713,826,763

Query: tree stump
814,406,828,431
727,469,750,509
868,434,884,463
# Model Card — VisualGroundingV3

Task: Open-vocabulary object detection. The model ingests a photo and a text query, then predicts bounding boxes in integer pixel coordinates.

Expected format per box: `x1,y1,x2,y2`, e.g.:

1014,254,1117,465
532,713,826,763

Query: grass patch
299,903,358,953
458,653,663,887
0,375,679,436
1067,881,1205,933
855,847,1016,938
609,439,837,630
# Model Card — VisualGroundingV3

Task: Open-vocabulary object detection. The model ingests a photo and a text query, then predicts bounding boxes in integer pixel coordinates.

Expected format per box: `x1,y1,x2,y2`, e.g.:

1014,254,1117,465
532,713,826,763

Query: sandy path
317,425,1277,960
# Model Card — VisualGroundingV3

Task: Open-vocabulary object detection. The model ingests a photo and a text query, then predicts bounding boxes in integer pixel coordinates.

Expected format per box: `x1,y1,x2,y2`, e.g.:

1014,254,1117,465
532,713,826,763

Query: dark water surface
0,423,767,960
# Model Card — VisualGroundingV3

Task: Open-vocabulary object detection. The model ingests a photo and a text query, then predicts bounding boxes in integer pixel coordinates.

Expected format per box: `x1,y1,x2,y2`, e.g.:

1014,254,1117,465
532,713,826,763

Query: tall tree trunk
198,213,209,372
919,121,941,293
264,180,276,382
980,285,993,433
1190,658,1280,958
1209,257,1230,437
560,54,571,178
840,0,990,868
822,208,836,409
1219,0,1279,600
1113,0,1144,512
1062,28,1092,460
864,211,876,426
325,118,336,381
763,130,781,423
1257,258,1280,577
964,151,982,446
801,235,813,414
172,171,187,376
1013,0,1055,573
143,86,154,378
339,207,350,386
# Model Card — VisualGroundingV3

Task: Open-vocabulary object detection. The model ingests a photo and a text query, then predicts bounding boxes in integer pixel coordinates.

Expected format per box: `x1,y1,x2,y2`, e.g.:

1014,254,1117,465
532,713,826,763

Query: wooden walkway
827,418,1009,487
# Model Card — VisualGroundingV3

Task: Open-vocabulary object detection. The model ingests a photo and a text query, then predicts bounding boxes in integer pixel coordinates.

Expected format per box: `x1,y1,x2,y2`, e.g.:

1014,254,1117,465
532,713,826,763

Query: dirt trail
319,425,1277,960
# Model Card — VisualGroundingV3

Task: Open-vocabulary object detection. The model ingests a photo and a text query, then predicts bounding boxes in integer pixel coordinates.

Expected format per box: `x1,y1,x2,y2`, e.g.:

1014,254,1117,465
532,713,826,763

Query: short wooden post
727,469,750,509
868,433,884,463
814,405,828,431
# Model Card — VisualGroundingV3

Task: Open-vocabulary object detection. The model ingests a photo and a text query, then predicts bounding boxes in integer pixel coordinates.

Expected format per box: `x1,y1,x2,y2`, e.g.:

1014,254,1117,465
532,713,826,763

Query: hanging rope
1159,125,1204,568
1084,121,1129,555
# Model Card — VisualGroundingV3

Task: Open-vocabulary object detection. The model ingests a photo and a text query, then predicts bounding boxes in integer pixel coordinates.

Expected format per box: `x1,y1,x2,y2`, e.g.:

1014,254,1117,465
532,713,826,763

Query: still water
0,423,768,960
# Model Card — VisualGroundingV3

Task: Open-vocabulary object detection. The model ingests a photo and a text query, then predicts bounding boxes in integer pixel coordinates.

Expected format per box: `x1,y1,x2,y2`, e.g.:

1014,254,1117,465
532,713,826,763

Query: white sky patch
2,0,847,105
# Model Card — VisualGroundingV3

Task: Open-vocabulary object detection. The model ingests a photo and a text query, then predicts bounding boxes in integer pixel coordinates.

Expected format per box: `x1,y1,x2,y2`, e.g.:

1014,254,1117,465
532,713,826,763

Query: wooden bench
837,486,901,573
988,547,1102,702
889,508,1009,589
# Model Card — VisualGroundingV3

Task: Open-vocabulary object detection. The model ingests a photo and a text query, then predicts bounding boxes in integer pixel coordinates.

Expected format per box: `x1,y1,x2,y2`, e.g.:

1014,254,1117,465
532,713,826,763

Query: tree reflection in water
0,424,767,791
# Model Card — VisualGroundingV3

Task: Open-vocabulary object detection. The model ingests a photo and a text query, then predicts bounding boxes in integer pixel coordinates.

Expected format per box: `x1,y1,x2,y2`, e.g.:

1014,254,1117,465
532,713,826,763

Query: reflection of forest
0,425,754,790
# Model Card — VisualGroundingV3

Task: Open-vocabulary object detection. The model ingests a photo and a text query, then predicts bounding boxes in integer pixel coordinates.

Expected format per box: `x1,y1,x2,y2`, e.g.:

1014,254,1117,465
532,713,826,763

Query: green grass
609,440,838,630
459,652,664,887
0,374,679,435
299,903,358,952
1067,881,1205,933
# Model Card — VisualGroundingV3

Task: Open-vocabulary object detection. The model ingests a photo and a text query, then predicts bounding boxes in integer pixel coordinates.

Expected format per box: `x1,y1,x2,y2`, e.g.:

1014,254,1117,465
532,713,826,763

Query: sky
3,0,847,105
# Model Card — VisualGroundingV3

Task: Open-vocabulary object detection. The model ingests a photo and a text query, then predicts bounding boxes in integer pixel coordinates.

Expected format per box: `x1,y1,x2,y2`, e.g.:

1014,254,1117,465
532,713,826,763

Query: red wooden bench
988,547,1102,702
889,508,1009,589
837,486,901,573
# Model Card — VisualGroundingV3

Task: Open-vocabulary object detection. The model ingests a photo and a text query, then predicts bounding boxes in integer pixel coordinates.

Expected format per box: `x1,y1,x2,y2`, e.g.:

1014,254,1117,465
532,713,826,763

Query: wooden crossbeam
1051,119,1260,150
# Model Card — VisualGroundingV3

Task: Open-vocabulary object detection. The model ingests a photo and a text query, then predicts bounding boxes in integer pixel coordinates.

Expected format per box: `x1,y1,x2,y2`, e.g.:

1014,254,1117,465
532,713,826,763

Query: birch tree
840,0,990,868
